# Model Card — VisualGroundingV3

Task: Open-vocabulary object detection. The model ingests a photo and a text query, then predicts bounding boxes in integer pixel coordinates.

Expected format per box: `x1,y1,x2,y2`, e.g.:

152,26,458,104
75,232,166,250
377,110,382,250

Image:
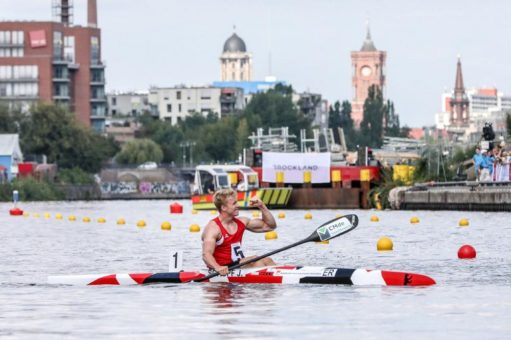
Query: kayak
47,265,435,286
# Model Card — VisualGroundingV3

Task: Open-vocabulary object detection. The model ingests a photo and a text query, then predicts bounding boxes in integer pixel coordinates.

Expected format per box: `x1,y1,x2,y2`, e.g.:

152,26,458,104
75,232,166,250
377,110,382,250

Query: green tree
115,138,164,164
360,85,385,148
18,104,118,172
328,101,341,130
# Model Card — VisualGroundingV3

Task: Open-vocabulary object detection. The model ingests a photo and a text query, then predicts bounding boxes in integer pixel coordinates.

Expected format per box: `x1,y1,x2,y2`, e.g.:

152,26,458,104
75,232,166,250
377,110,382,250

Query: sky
2,0,511,127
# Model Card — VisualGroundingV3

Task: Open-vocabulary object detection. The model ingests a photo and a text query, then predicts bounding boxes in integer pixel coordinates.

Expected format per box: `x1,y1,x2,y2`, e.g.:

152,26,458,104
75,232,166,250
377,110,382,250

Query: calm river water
1,200,510,339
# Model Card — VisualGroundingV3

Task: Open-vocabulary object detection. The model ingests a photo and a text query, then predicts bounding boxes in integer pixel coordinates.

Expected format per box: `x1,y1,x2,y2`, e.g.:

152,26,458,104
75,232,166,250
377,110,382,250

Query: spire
361,20,377,52
454,55,465,92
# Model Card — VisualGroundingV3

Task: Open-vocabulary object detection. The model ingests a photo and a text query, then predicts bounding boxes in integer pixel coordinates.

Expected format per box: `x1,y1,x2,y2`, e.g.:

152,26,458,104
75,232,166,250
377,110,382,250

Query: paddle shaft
194,234,316,282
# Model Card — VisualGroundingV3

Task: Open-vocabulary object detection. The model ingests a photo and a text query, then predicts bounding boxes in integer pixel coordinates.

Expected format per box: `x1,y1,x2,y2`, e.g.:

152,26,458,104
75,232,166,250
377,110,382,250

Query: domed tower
220,32,253,81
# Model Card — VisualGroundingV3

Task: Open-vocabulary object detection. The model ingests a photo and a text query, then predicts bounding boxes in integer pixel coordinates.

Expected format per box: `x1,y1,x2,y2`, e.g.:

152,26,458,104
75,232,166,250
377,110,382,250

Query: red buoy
169,202,183,214
9,207,23,216
458,245,476,259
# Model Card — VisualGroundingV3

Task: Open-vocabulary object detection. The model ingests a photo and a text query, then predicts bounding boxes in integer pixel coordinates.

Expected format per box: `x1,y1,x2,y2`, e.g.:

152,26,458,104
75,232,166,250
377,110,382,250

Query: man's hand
249,196,265,209
214,265,229,276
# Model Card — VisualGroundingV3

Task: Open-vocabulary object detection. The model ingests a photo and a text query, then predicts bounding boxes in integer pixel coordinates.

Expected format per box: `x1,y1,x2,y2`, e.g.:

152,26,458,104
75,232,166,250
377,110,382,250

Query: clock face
361,66,372,77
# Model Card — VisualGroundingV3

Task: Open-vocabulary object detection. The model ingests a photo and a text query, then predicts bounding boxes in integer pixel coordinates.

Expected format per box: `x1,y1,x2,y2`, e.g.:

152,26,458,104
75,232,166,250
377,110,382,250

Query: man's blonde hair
213,188,236,211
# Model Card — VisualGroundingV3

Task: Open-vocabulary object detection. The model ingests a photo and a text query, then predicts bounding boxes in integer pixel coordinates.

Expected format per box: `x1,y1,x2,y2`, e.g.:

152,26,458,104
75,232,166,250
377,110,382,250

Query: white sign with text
262,152,331,183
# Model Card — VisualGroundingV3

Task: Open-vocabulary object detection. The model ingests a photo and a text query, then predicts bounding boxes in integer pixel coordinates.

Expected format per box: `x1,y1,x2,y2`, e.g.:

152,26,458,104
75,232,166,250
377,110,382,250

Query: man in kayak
202,188,277,276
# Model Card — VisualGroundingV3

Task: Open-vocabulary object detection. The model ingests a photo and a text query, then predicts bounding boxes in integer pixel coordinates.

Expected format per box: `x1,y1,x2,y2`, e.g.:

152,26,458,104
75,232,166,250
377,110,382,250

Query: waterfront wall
392,183,511,211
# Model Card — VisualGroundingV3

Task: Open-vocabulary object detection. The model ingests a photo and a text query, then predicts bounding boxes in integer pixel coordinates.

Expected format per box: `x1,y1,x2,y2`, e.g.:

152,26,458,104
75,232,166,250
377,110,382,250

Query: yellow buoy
97,217,106,223
189,224,201,232
410,216,420,224
23,212,30,217
377,237,394,251
191,209,198,215
278,212,285,219
335,213,343,218
265,230,278,240
459,218,469,227
304,212,313,220
55,213,63,220
252,211,260,218
315,240,330,244
82,217,91,223
161,221,172,231
44,212,51,219
68,215,76,221
210,210,217,215
32,213,40,218
370,215,379,222
136,220,146,228
117,218,126,225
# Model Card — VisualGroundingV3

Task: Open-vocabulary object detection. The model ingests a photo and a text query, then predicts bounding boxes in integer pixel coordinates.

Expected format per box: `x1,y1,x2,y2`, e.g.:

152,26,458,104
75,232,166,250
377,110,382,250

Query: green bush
0,177,64,201
57,167,94,184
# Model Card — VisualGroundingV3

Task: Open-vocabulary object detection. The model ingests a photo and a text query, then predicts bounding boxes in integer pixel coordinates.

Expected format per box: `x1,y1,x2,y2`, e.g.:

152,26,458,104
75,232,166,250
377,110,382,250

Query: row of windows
0,83,38,97
0,65,38,79
0,31,24,44
166,103,215,113
0,47,23,57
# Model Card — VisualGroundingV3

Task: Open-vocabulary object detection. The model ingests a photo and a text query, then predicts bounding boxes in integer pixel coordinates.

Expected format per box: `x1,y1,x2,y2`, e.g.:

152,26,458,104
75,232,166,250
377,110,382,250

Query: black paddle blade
306,214,359,242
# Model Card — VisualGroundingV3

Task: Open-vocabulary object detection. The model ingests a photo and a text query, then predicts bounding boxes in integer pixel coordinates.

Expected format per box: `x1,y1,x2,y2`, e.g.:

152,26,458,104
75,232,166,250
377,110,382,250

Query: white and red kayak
47,265,435,286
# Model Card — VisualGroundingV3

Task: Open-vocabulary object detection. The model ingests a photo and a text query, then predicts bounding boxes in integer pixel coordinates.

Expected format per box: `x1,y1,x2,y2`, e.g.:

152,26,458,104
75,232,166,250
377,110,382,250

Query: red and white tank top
212,217,246,266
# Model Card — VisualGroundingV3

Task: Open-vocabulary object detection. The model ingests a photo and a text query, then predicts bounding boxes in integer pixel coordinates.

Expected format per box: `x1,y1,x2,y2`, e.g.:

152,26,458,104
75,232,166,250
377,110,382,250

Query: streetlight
179,141,196,167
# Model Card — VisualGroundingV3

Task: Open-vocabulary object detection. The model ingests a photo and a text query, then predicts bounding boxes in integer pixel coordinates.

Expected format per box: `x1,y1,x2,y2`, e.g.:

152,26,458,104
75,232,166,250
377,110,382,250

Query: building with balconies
0,0,106,132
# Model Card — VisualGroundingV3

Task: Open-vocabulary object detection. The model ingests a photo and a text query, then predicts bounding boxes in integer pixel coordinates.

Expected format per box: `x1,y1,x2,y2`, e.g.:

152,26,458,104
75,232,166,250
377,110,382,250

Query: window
167,104,172,112
0,31,24,57
111,97,117,106
178,103,182,112
112,109,117,115
53,32,63,60
63,36,75,62
176,91,181,100
90,36,99,64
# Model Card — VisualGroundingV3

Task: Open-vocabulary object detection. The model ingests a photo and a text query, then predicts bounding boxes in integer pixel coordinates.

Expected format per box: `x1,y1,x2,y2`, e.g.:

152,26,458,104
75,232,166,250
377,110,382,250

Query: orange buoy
458,245,476,259
170,202,183,214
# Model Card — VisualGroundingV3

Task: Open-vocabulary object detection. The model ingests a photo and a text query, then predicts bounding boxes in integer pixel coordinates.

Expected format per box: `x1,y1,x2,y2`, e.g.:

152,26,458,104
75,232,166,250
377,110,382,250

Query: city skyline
2,0,510,127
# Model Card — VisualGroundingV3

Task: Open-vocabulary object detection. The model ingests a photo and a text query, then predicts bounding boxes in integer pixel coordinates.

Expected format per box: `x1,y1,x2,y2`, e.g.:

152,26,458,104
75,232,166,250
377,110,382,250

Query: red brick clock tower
350,25,387,128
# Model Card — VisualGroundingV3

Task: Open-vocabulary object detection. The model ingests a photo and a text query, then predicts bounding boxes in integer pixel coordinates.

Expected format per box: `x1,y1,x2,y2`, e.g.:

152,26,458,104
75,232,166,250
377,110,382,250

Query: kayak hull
47,266,435,286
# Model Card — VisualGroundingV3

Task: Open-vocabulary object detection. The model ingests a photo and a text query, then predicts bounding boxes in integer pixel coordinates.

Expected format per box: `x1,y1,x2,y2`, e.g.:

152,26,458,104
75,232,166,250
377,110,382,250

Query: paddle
194,214,359,282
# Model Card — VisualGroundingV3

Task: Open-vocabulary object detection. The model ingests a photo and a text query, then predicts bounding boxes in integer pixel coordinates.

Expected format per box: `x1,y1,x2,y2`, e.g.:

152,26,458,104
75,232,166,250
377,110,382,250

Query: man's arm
245,196,277,233
201,223,229,275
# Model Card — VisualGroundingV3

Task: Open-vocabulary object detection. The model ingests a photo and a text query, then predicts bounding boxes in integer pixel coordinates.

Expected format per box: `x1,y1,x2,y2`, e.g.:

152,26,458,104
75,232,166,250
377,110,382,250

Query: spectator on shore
472,147,483,179
479,149,492,182
496,150,510,182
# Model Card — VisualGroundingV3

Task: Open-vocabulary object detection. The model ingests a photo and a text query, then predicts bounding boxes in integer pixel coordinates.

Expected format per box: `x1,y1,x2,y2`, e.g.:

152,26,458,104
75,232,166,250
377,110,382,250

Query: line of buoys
377,237,393,251
189,224,200,232
304,212,313,220
265,231,278,240
161,221,172,231
370,215,379,222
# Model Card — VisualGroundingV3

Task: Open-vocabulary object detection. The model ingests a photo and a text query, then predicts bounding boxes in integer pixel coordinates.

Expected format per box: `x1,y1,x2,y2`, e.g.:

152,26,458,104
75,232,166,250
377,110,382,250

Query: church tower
220,31,253,81
350,24,387,127
449,57,469,127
